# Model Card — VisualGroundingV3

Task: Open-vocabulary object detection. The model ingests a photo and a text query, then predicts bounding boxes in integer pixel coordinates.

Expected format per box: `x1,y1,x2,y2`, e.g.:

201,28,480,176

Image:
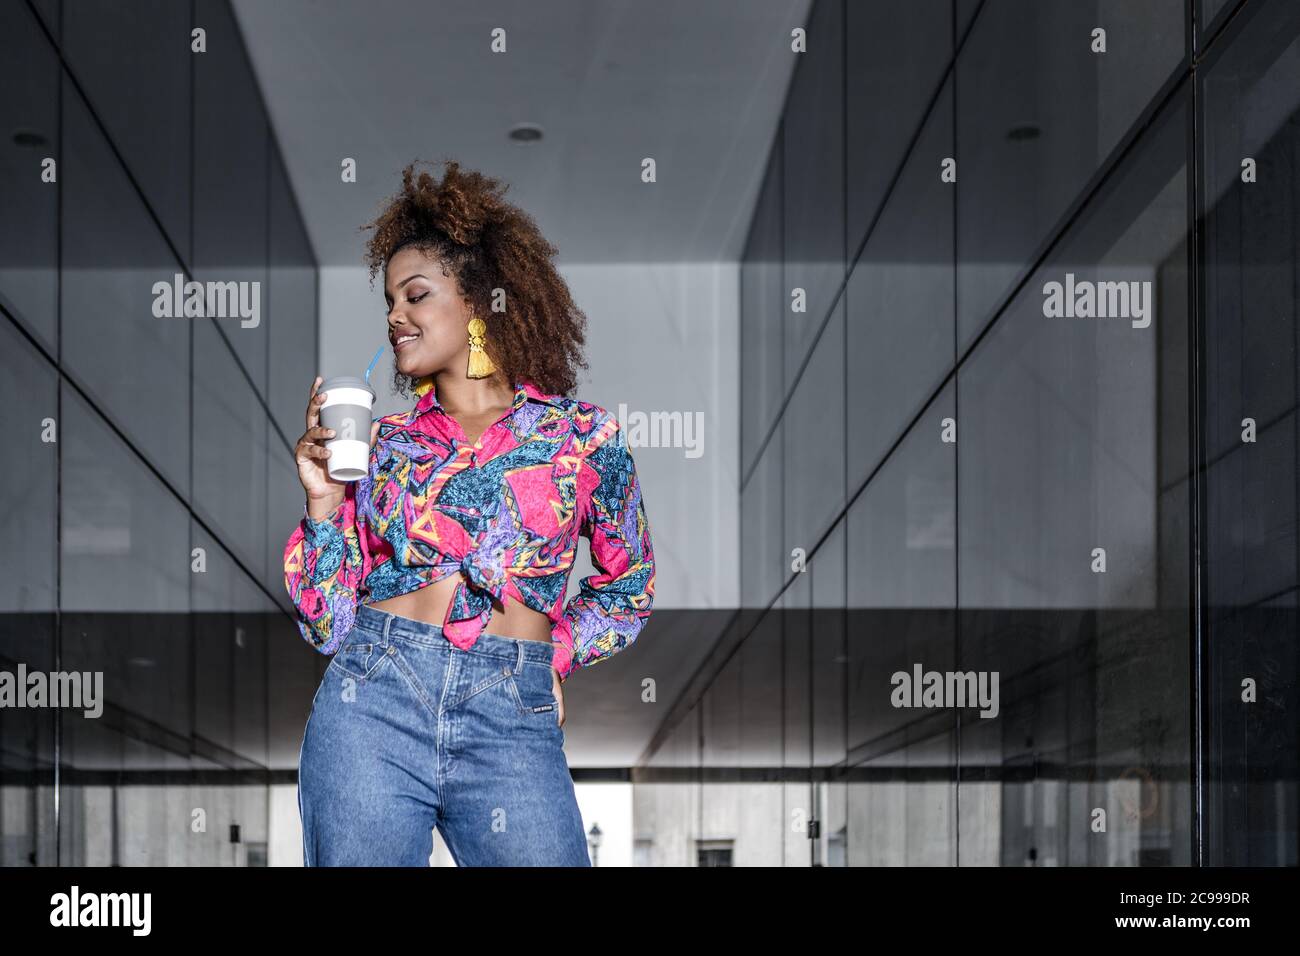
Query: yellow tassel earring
466,314,496,379
413,374,435,398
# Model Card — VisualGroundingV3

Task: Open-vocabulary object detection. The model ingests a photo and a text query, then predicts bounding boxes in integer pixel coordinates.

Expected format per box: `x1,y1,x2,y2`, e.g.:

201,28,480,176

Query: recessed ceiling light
13,128,48,147
509,123,544,143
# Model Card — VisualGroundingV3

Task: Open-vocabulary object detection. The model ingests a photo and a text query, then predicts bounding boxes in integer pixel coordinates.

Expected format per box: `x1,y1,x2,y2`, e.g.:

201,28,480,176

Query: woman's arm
283,478,373,655
550,419,655,682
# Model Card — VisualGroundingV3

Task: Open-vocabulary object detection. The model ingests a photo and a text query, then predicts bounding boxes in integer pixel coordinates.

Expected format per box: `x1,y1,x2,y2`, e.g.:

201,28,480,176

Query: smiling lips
393,332,420,351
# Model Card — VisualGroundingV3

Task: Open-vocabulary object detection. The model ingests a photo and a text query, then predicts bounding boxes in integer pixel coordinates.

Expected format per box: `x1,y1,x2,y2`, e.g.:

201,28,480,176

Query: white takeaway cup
317,376,376,482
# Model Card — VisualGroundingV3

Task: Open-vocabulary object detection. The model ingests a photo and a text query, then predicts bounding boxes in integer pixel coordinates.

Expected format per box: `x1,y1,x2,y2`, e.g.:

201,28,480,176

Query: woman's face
384,246,471,380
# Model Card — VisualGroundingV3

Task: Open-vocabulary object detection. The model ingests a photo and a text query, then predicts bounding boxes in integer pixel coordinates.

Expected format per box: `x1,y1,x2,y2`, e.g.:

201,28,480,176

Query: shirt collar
412,377,564,416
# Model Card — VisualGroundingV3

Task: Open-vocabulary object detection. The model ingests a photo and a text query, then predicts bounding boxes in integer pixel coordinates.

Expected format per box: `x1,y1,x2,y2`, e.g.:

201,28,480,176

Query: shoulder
554,397,625,450
375,409,410,426
373,409,413,440
522,384,628,458
564,402,637,481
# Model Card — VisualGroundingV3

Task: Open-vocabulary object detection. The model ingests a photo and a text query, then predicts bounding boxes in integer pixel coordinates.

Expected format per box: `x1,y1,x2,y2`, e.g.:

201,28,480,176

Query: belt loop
514,640,525,676
383,611,392,647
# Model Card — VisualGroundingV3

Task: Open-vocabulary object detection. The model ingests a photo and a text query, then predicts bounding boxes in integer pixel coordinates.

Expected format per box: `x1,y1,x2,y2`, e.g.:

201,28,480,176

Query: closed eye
383,290,426,313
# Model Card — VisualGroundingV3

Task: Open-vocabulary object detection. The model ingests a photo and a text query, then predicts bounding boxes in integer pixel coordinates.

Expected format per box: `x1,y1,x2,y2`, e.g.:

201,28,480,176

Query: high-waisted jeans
298,603,590,866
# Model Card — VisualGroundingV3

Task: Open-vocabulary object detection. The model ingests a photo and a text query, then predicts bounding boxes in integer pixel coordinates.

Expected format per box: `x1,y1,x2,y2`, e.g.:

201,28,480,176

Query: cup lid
319,376,375,399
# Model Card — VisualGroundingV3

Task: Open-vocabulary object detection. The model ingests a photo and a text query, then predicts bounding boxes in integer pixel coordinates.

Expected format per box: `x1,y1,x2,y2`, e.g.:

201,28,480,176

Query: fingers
295,436,331,462
370,419,381,448
295,424,336,462
305,375,326,430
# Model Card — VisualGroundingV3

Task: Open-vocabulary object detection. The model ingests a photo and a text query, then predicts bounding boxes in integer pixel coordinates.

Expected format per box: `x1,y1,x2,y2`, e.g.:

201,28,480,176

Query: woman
283,160,655,866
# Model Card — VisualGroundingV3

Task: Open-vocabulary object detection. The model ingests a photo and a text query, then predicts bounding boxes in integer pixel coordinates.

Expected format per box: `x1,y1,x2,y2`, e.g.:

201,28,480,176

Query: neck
431,369,513,413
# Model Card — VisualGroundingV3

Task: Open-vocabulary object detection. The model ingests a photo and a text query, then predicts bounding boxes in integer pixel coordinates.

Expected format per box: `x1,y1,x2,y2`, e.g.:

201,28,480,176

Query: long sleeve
283,479,372,655
550,421,655,682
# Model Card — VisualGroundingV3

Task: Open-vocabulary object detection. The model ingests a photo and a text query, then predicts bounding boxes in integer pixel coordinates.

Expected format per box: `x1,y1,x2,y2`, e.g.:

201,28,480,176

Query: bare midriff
317,403,555,645
368,573,554,643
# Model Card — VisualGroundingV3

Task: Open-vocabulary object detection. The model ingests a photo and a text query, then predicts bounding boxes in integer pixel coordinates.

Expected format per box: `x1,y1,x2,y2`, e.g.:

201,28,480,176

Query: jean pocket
506,664,560,726
328,641,386,681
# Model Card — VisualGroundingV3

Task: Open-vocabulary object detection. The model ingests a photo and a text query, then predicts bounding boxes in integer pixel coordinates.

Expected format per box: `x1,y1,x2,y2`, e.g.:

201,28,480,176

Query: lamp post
587,823,603,867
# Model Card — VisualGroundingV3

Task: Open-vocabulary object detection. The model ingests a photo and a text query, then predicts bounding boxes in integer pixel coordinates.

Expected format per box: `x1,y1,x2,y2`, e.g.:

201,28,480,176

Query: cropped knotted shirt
282,380,655,681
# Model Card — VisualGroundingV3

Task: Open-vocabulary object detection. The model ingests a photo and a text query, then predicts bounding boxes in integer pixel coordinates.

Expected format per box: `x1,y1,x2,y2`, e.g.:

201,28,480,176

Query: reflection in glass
845,0,952,259
740,142,783,477
784,303,845,551
958,82,1191,865
61,76,192,500
0,0,59,354
847,384,956,865
193,0,270,400
956,0,1185,350
0,321,58,865
846,76,954,490
61,0,192,261
781,0,844,390
268,151,318,450
1200,0,1300,865
2,0,317,868
192,319,269,586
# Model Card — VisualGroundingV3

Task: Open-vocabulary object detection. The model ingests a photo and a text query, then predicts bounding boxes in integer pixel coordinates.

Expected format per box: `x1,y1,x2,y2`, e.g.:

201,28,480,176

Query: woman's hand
552,667,565,727
295,376,379,509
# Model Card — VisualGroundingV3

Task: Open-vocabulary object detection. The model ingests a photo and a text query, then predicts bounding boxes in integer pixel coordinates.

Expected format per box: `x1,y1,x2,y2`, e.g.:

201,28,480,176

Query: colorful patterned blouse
282,379,655,681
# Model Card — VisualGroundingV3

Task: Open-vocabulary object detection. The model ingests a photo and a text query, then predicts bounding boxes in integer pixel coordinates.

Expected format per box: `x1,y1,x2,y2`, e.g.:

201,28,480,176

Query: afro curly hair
360,158,588,398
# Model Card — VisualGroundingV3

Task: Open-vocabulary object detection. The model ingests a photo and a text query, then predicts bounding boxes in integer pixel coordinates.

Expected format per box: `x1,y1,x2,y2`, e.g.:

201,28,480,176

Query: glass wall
1199,0,1300,865
643,0,1300,866
0,0,319,865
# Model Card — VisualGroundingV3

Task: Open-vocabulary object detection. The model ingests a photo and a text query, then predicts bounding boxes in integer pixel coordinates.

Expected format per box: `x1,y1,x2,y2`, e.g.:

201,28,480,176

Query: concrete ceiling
231,0,809,268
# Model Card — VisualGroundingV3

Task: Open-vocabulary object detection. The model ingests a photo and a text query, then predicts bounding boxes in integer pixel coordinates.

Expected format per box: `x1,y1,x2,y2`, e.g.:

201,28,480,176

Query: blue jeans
298,603,591,866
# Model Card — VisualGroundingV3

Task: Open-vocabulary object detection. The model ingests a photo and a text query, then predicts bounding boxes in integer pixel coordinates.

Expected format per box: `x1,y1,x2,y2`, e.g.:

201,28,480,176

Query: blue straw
363,344,386,385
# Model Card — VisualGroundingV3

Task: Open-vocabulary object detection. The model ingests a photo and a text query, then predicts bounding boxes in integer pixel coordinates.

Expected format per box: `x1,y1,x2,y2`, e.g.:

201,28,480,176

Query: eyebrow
385,273,427,300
